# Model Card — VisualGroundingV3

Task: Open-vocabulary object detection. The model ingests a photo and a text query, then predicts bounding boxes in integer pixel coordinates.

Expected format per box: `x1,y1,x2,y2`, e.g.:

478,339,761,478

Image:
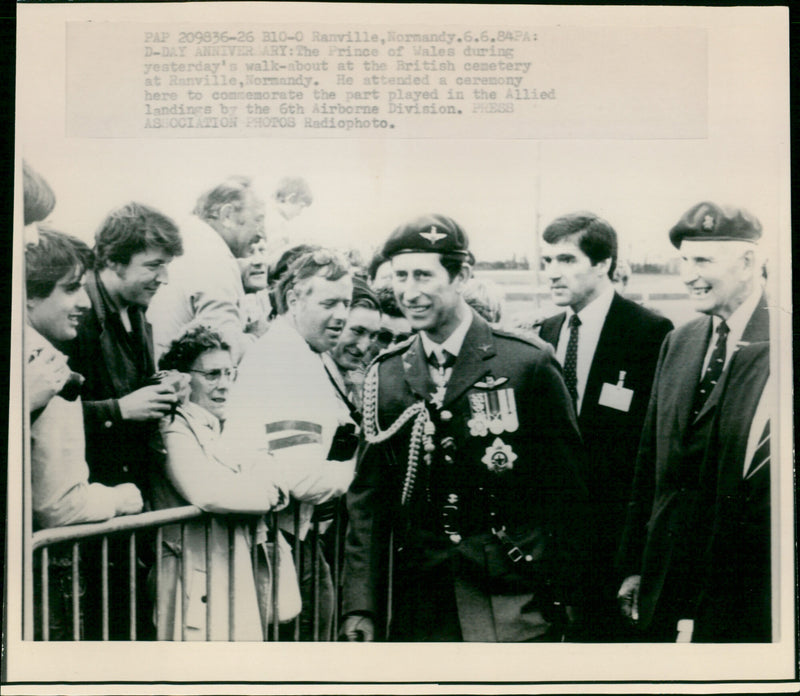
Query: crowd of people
23,160,773,644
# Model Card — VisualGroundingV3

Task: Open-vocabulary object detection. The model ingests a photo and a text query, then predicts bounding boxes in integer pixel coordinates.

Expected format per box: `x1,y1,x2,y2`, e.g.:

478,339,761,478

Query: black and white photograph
4,2,794,693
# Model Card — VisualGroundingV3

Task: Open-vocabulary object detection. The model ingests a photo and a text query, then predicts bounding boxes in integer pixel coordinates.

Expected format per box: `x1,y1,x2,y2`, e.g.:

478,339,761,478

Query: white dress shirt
419,305,473,385
554,285,615,415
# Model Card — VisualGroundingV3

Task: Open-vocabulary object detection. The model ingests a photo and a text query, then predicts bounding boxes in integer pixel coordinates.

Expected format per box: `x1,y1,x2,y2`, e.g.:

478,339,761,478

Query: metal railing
30,504,343,641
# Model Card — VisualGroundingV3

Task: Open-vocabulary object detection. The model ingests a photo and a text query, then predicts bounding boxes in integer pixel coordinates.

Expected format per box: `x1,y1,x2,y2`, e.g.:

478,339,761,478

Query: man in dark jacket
538,211,673,640
617,201,769,641
64,201,183,639
340,214,591,642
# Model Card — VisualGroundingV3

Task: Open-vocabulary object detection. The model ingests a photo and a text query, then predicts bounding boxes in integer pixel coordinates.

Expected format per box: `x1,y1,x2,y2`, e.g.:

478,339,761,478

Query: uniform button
440,410,453,421
104,420,113,429
444,455,453,464
122,465,129,473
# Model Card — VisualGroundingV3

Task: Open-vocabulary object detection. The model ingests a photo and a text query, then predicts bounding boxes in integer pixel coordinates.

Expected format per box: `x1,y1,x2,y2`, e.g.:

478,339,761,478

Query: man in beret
340,214,592,642
617,201,770,641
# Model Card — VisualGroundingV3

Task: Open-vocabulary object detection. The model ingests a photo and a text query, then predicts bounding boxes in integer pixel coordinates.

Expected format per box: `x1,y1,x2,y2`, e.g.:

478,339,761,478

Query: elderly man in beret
340,214,592,642
617,201,770,642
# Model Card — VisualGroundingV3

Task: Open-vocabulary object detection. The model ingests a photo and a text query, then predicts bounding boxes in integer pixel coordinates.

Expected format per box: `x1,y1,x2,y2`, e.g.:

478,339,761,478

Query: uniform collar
419,304,473,362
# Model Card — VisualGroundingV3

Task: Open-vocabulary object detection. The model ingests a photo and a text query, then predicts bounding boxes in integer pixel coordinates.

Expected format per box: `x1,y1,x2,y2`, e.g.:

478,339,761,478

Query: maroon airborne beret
669,201,762,249
382,214,471,259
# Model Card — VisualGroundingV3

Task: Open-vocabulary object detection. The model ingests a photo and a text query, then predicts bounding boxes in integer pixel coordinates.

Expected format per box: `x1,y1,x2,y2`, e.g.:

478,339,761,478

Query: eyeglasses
189,367,238,383
376,330,414,346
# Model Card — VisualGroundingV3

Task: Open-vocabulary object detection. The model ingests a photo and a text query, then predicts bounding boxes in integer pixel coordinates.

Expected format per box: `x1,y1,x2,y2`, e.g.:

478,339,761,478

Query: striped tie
745,419,770,479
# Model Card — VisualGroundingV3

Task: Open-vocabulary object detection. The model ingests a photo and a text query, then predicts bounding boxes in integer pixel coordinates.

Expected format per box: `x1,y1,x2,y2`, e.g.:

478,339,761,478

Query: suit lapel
675,318,712,433
581,293,625,420
86,272,142,397
538,313,565,349
442,315,494,407
694,292,770,423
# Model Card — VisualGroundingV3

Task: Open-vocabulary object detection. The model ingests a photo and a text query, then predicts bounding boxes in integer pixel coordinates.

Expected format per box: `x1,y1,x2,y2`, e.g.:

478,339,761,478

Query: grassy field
473,269,700,329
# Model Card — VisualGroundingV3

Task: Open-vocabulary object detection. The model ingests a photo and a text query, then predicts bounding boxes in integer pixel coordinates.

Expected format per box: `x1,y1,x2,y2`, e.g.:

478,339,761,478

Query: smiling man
324,276,382,415
341,214,592,643
617,201,769,642
220,248,357,640
63,201,182,639
538,212,672,640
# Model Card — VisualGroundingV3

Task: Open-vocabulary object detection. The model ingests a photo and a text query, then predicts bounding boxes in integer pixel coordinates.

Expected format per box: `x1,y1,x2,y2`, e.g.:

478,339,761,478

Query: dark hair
276,248,350,316
542,212,618,278
26,228,94,299
376,285,405,319
23,160,56,225
439,254,466,281
159,324,230,373
351,276,380,313
274,176,313,206
193,175,254,222
94,202,183,269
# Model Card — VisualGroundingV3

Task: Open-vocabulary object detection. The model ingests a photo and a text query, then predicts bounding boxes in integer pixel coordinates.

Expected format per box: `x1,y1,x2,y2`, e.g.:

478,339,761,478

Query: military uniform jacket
618,292,770,632
342,312,592,639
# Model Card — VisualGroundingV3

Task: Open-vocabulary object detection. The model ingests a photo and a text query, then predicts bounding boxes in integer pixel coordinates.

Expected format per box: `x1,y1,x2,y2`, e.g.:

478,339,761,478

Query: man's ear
595,257,612,277
218,202,236,228
285,286,298,310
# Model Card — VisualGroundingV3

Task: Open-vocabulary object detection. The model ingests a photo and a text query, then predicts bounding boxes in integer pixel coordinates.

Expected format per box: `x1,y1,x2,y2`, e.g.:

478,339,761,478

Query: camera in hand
58,371,85,402
327,422,358,461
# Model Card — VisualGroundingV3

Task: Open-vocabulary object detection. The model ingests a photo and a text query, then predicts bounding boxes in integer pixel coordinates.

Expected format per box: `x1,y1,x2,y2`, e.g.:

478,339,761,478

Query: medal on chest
467,376,519,436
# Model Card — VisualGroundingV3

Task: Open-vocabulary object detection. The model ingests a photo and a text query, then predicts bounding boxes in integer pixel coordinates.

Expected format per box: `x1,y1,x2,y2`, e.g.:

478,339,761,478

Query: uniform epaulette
492,325,551,352
366,334,416,368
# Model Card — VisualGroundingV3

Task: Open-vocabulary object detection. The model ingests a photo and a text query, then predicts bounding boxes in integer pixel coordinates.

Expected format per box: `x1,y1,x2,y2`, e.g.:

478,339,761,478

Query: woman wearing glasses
150,324,299,640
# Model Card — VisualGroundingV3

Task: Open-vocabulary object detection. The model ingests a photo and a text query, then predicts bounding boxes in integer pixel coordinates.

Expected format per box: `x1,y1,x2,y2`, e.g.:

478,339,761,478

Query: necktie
563,314,581,406
692,320,730,418
429,350,456,371
745,418,770,479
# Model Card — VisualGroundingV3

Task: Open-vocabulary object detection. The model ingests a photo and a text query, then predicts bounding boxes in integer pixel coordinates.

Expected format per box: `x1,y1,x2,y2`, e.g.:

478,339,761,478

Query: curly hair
158,324,230,373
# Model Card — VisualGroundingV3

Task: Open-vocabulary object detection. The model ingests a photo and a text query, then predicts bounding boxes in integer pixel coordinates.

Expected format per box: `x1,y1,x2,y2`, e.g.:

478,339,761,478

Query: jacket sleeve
31,397,125,528
163,418,284,514
616,333,671,576
341,439,395,623
527,351,594,604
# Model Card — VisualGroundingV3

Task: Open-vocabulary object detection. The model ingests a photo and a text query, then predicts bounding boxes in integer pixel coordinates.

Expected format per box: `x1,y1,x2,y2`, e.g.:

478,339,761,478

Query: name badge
598,371,634,412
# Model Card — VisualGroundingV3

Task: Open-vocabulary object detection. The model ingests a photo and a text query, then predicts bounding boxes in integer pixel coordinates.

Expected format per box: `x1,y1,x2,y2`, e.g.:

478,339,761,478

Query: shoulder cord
362,362,435,505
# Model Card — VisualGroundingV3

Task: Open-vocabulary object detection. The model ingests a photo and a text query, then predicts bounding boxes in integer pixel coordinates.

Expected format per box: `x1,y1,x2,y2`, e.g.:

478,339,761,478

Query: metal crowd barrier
30,504,345,642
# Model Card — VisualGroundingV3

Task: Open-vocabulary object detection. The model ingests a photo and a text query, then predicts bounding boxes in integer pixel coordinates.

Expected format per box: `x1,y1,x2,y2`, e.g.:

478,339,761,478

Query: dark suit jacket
539,293,673,578
618,292,769,634
692,340,771,642
63,271,165,498
342,311,592,641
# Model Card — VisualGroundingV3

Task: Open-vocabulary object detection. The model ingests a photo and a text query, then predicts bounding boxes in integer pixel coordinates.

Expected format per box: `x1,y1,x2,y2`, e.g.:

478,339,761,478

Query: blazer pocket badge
598,370,634,412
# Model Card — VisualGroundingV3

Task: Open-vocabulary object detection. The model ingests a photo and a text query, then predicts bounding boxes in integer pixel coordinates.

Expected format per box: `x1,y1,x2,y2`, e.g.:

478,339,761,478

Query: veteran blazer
618,292,769,633
692,340,771,642
342,311,592,640
539,293,673,570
